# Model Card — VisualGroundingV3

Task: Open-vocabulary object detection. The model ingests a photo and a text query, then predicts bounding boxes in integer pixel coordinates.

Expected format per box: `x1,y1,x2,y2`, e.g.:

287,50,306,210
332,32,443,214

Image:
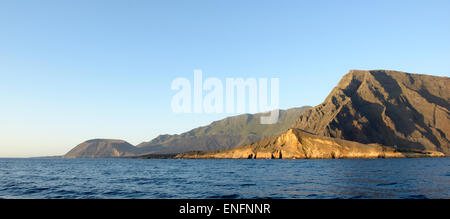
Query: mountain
176,128,445,159
137,106,311,154
63,107,311,158
63,69,449,159
137,107,311,154
292,70,449,155
63,139,138,158
178,69,449,159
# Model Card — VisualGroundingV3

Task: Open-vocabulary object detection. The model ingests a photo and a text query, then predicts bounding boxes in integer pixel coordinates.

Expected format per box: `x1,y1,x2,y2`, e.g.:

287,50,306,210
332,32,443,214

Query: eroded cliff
176,129,445,159
293,70,450,155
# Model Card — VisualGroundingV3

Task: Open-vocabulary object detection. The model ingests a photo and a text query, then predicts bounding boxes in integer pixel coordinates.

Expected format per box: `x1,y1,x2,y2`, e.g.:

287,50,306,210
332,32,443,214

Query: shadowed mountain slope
292,70,449,155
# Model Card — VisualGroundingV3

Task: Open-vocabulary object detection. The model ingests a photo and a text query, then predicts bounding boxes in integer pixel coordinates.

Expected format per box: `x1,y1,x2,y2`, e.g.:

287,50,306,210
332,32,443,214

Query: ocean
0,158,449,199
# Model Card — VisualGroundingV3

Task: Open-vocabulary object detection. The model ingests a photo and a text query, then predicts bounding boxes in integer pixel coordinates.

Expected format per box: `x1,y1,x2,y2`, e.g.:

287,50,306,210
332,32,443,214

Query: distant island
62,70,449,159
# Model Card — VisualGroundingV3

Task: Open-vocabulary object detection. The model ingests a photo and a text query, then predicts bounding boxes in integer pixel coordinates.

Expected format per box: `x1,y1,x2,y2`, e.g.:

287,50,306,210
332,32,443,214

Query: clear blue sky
0,0,449,157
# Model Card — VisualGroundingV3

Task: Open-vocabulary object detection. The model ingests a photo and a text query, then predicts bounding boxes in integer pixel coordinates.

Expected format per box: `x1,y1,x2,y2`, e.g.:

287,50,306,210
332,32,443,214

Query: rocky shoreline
175,129,445,159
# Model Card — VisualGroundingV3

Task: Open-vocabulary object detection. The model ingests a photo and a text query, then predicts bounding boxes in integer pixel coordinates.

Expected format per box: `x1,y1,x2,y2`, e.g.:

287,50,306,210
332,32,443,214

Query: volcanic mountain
63,139,138,158
293,70,449,155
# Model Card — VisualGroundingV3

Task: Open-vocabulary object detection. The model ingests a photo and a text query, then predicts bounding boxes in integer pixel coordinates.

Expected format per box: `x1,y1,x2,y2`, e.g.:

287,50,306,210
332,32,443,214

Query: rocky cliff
293,70,449,155
176,128,445,159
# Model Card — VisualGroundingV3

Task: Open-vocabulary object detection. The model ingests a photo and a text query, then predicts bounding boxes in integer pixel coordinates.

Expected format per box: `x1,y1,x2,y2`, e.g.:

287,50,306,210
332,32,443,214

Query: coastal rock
176,129,445,159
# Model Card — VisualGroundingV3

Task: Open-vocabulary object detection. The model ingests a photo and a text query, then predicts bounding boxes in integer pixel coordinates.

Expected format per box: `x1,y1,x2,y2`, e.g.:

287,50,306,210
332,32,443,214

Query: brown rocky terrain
293,70,449,155
176,128,445,159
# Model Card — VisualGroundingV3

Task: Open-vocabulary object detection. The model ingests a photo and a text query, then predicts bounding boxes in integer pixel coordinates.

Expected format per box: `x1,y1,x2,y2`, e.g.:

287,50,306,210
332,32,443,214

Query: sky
0,0,449,157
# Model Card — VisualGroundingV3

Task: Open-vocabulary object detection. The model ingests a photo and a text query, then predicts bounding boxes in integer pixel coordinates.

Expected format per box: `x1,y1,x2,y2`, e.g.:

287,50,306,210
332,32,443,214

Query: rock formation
176,128,445,159
293,70,449,155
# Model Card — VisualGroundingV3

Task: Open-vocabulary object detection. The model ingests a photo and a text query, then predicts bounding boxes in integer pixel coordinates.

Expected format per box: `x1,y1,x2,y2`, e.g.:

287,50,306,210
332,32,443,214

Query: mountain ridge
293,69,449,155
178,69,449,159
63,107,311,158
137,106,311,154
63,69,449,158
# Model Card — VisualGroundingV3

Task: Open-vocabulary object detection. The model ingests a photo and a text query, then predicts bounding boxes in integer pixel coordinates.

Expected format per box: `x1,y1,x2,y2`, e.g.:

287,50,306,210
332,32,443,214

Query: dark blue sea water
0,158,449,199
